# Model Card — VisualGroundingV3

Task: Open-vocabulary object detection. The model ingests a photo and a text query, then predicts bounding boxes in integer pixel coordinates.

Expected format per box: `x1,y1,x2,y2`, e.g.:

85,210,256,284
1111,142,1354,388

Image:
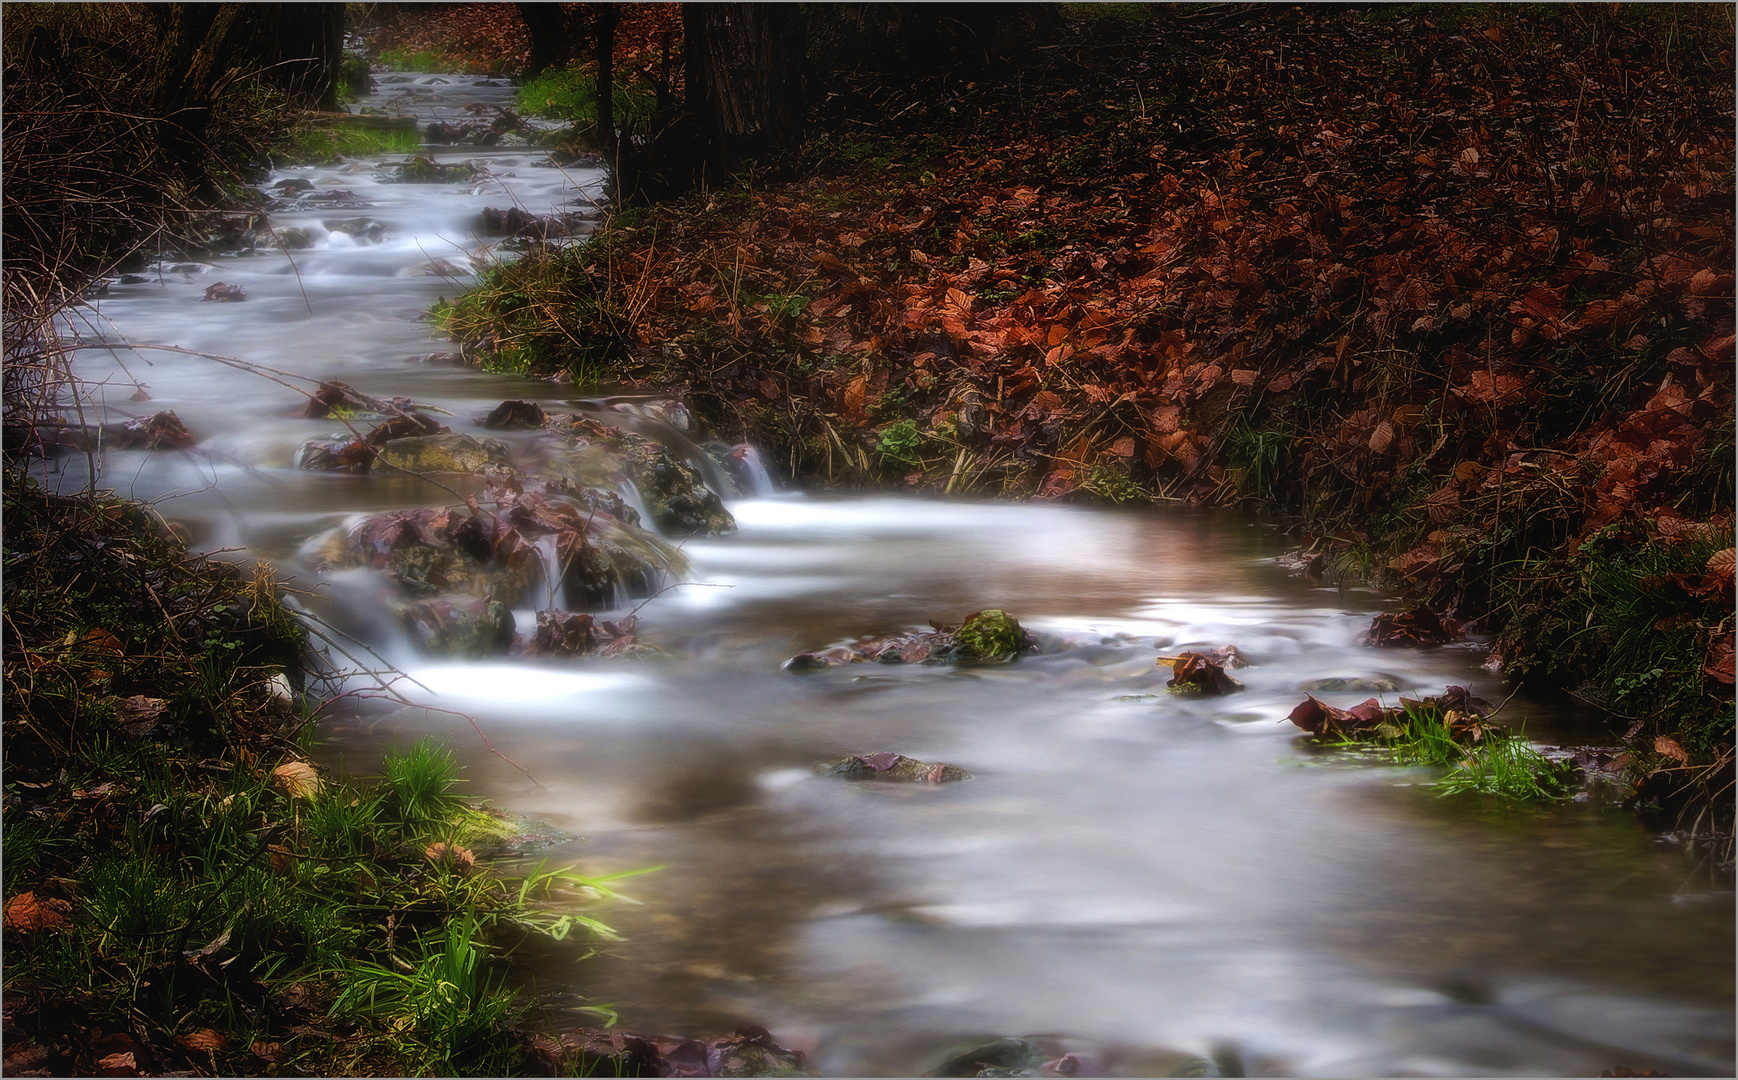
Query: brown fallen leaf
1653,736,1689,764
178,1029,227,1055
1706,547,1735,582
425,842,476,872
1287,694,1392,735
1703,633,1735,686
1162,651,1245,695
1367,606,1463,646
271,761,321,799
3,892,72,933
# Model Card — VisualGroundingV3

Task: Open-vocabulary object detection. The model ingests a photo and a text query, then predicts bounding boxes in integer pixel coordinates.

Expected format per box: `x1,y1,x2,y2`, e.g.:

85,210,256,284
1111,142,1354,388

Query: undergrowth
0,480,642,1076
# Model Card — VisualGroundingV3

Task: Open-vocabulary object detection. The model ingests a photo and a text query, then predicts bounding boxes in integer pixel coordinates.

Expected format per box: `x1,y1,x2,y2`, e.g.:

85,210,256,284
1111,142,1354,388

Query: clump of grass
380,738,462,827
376,45,455,73
1436,734,1576,801
272,124,422,166
434,239,626,383
1332,702,1576,801
518,65,660,143
330,914,520,1075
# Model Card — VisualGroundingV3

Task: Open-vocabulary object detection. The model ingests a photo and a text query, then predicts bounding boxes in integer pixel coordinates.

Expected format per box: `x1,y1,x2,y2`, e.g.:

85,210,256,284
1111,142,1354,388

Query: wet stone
396,595,515,657
296,436,373,472
381,155,480,184
786,611,1037,670
524,609,659,659
821,752,971,784
538,414,734,537
326,218,388,243
113,411,195,450
1299,675,1405,693
375,433,510,474
479,399,547,429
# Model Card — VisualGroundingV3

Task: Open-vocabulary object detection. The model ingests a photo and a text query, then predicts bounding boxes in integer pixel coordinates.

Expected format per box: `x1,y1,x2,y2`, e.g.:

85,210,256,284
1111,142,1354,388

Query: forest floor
419,4,1734,812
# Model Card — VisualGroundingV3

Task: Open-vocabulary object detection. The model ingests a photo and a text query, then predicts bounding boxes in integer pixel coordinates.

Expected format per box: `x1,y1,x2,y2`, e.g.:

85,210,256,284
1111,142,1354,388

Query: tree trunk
594,4,618,154
151,3,249,177
518,3,566,80
682,3,805,171
255,3,346,111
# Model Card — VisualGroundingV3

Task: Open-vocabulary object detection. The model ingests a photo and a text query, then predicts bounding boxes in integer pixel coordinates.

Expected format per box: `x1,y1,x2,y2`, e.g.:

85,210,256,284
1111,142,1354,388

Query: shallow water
49,76,1734,1078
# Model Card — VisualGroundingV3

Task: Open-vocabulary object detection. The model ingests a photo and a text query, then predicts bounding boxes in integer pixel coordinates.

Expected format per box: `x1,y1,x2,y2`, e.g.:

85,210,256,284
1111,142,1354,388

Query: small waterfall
615,480,654,532
531,532,567,611
729,443,776,497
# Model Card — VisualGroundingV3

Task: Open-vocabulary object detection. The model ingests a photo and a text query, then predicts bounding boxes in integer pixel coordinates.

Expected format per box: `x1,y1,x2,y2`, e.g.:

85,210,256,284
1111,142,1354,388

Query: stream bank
434,4,1734,838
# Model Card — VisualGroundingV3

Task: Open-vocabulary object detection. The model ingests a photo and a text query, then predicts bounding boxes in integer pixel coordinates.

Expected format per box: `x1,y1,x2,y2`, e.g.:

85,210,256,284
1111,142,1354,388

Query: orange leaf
3,892,70,934
178,1030,228,1055
1653,736,1689,764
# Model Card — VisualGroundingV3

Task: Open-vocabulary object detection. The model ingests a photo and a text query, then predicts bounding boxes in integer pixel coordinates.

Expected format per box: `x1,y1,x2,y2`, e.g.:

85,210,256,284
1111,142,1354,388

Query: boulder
479,399,547,429
311,481,685,612
623,439,735,537
381,155,479,184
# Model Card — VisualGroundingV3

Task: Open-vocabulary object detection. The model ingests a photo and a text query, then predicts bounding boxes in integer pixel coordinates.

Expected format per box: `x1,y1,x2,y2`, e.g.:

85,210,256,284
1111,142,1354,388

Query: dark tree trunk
151,3,249,176
152,2,345,178
682,3,805,171
255,3,346,111
594,4,618,154
518,3,566,80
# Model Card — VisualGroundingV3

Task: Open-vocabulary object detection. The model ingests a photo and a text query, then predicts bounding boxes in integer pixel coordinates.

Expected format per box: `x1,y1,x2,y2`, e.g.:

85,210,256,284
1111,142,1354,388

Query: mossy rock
955,609,1031,662
375,433,510,474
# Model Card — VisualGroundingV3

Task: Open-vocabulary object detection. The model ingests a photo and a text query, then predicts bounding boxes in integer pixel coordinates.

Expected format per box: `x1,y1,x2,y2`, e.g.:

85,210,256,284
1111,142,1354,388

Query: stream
51,75,1734,1077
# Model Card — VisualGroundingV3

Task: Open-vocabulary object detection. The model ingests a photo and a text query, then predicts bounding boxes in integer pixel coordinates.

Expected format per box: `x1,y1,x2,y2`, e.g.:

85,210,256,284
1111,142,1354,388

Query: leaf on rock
1165,651,1245,694
1367,606,1464,646
201,282,246,302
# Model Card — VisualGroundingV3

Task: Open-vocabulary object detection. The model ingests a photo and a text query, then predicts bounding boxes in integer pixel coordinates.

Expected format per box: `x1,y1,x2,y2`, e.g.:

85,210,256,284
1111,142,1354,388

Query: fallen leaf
3,892,71,933
271,761,321,799
178,1029,227,1055
1653,736,1689,764
425,842,476,872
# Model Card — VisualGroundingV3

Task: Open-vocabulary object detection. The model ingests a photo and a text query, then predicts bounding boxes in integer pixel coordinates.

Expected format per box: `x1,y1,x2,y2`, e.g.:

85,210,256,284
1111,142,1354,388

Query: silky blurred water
40,75,1734,1079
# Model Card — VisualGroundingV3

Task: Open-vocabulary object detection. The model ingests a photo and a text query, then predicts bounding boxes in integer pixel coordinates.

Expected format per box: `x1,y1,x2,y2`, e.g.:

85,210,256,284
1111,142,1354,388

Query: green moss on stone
955,609,1029,662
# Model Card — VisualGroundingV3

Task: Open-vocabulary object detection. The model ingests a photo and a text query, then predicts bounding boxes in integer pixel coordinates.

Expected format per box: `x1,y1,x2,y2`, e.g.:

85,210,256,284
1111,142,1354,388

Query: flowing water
48,77,1733,1077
